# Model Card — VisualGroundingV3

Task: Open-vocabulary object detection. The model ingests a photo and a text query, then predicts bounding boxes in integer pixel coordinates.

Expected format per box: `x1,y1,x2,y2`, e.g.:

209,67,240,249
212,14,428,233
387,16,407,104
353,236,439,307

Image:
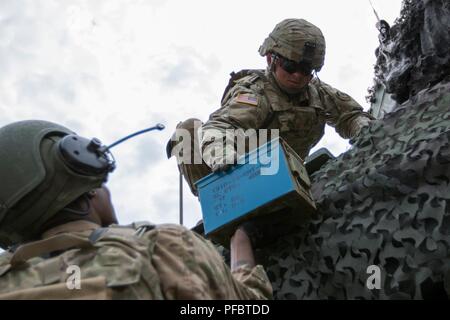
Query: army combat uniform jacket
201,69,373,167
0,221,272,299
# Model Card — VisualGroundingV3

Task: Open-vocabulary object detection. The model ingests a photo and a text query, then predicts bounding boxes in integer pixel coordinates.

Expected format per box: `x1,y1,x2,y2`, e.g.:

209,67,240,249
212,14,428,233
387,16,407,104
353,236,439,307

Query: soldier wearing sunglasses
168,18,374,196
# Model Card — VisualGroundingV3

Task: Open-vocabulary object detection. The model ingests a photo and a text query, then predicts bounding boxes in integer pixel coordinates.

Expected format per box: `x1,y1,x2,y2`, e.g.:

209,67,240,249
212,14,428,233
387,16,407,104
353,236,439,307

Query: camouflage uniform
0,120,272,300
168,19,373,195
0,220,272,299
203,69,372,162
171,69,373,195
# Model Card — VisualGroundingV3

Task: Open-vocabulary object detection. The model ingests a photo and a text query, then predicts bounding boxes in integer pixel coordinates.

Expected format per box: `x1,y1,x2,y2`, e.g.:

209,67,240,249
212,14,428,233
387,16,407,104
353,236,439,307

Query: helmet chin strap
269,54,278,72
61,194,91,216
314,70,321,85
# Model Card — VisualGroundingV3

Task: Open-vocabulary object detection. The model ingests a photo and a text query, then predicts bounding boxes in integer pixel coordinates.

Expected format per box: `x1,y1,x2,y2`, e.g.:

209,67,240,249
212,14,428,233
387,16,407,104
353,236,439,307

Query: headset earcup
58,135,114,176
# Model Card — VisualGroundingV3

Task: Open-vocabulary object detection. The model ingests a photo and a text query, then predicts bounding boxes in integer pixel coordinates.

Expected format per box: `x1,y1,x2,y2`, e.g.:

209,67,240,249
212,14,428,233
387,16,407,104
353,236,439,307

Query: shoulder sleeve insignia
336,90,352,102
234,93,259,107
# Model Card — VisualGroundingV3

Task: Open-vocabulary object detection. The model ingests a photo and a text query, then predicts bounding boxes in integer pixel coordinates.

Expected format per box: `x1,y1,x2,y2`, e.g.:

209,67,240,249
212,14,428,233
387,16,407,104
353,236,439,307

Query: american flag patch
235,93,258,106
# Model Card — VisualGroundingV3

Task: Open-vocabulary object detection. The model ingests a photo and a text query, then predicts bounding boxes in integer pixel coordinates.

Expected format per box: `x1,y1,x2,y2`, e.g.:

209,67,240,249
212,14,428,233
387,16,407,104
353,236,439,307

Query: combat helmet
0,120,114,249
259,18,326,72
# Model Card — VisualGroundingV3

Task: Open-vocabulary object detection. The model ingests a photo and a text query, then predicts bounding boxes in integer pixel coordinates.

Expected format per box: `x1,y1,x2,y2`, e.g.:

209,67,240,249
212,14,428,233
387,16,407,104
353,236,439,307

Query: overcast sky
0,0,403,229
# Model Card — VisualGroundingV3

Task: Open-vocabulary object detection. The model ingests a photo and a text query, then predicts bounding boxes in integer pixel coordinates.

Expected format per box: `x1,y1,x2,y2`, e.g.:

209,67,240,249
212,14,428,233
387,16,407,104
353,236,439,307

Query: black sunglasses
276,55,313,76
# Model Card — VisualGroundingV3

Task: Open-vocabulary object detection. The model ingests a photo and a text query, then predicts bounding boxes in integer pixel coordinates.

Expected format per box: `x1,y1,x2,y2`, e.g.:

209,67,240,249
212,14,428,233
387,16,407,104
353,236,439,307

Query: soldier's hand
211,162,234,173
238,221,263,250
210,151,237,173
237,213,283,249
230,225,256,270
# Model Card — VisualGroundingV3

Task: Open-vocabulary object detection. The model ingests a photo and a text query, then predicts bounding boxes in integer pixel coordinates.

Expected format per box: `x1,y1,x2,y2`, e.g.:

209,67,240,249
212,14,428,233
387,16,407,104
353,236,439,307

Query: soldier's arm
228,227,273,300
230,227,255,270
201,85,271,170
149,224,272,300
315,80,374,139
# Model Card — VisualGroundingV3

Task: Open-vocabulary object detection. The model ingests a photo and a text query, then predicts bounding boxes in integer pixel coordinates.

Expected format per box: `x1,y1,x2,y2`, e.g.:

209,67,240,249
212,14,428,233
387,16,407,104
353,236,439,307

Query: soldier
0,120,272,300
168,18,373,195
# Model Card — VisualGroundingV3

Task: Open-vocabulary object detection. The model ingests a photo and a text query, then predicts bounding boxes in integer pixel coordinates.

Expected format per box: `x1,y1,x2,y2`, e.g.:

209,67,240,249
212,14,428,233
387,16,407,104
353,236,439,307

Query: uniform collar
41,220,101,239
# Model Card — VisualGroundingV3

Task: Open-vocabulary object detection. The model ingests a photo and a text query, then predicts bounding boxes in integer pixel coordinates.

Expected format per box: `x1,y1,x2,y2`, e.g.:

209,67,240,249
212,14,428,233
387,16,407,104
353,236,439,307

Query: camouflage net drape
261,81,450,299
260,0,450,299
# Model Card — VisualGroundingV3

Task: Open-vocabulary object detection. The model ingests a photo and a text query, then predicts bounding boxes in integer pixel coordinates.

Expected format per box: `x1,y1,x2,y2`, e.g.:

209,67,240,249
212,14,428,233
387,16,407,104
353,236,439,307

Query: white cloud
0,0,403,231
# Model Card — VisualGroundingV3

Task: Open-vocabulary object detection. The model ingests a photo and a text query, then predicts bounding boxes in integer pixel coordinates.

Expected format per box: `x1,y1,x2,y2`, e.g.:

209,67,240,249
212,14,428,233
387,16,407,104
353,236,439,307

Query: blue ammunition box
196,137,316,247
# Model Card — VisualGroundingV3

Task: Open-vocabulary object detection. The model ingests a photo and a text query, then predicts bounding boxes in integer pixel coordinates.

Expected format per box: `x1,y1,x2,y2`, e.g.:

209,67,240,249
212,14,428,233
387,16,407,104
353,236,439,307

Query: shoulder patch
336,91,352,101
235,93,259,106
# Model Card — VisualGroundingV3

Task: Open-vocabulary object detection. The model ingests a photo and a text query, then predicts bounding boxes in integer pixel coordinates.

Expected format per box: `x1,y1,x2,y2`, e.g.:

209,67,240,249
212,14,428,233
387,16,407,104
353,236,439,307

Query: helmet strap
39,194,93,235
313,70,321,84
60,193,91,216
269,54,278,72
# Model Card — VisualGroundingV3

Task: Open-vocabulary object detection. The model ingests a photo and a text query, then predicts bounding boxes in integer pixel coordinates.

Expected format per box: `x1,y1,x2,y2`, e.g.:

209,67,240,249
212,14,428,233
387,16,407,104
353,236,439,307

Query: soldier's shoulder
228,69,265,83
221,69,266,103
87,221,158,244
309,77,332,91
155,223,190,232
310,78,355,102
115,221,156,232
136,223,194,240
234,70,266,93
110,222,192,237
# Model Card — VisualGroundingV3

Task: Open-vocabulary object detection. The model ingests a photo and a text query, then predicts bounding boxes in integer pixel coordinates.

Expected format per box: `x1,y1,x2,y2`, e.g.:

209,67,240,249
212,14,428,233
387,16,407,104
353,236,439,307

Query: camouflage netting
260,81,450,299
375,0,450,104
259,0,450,299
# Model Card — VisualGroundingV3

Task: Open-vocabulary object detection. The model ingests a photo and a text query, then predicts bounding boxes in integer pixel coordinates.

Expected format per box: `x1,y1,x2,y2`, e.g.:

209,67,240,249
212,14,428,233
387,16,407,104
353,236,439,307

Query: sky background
0,0,403,229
